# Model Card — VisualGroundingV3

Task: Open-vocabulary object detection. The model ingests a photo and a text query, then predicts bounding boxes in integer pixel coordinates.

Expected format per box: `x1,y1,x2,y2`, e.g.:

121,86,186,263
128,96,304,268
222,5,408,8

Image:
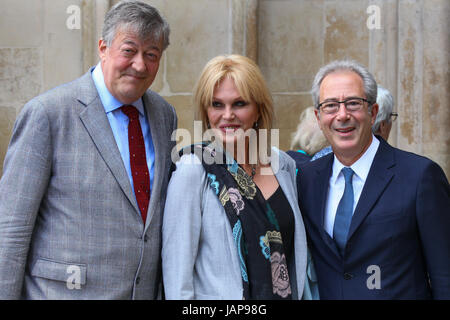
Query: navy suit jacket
297,137,450,299
287,150,312,169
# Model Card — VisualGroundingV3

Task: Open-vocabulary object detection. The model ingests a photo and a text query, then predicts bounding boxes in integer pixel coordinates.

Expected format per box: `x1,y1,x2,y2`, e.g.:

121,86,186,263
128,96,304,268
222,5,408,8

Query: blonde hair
290,106,329,156
194,54,274,132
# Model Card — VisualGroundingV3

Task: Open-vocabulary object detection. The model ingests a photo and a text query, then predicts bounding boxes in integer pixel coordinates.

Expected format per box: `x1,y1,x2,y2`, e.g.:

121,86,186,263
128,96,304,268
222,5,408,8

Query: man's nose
336,103,350,120
132,53,147,73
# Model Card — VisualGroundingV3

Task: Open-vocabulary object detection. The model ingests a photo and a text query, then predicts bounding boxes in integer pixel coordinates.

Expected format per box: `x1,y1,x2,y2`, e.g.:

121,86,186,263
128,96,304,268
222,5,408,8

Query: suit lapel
275,155,307,299
275,160,295,215
312,155,342,258
143,93,166,231
77,72,141,217
347,139,395,240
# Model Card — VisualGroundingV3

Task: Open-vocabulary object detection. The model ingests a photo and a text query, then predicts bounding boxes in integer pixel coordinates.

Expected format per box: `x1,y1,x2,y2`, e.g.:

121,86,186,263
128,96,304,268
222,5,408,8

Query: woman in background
287,106,330,168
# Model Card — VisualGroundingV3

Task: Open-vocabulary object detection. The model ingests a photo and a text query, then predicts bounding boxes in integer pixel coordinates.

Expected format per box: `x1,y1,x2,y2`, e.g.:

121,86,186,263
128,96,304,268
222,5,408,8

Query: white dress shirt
324,135,380,237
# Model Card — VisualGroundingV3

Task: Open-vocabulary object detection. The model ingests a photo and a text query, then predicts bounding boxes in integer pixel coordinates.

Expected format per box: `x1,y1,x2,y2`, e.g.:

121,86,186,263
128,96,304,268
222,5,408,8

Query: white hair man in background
372,85,397,141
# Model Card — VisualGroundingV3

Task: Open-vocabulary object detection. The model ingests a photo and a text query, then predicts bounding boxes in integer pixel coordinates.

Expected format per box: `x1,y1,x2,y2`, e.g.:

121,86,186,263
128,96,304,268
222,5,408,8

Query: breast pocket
363,195,407,225
30,258,87,287
366,211,405,224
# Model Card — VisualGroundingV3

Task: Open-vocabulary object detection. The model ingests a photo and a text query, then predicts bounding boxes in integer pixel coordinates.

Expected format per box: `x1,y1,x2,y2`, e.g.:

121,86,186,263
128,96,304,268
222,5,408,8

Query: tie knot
341,167,354,182
121,105,139,119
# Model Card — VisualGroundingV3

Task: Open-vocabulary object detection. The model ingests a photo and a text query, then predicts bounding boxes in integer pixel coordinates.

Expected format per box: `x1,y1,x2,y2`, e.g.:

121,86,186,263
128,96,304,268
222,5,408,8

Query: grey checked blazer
162,148,308,299
0,70,177,299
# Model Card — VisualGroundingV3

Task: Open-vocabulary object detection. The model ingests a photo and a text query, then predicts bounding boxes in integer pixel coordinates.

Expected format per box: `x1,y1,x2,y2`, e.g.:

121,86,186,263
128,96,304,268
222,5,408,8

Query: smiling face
207,77,259,152
315,71,378,166
99,27,163,104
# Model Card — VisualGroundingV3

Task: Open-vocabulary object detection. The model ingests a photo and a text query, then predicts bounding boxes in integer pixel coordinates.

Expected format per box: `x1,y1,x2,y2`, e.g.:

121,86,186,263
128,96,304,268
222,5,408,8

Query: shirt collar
330,134,380,184
91,63,145,116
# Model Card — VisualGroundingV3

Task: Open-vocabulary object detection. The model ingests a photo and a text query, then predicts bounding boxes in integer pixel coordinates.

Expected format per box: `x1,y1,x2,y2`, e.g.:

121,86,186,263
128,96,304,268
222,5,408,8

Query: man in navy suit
297,60,450,299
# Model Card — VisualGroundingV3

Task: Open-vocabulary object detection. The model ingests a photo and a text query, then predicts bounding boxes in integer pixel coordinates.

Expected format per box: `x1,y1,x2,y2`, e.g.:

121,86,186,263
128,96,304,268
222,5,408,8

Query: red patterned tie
122,105,150,224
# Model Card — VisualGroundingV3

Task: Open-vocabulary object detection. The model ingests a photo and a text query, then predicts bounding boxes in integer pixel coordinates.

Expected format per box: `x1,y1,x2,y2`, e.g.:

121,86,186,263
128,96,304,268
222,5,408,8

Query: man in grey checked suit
0,1,177,299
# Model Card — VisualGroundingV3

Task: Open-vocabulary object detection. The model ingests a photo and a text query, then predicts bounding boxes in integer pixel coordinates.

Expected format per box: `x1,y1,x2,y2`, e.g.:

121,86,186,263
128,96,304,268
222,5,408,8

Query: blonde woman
162,55,316,300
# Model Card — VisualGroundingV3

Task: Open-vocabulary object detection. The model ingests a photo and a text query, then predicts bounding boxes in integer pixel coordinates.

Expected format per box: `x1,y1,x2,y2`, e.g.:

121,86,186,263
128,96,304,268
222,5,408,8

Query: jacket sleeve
162,154,205,299
0,99,53,299
416,160,450,299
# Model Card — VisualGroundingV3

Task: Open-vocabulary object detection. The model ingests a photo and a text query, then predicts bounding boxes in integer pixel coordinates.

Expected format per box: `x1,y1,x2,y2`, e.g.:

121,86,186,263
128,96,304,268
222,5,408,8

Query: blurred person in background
287,106,329,168
372,85,397,141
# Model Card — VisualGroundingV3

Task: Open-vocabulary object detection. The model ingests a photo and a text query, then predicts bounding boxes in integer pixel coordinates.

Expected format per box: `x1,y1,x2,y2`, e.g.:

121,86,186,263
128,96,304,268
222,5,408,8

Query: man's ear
314,108,323,130
98,39,107,61
370,103,379,125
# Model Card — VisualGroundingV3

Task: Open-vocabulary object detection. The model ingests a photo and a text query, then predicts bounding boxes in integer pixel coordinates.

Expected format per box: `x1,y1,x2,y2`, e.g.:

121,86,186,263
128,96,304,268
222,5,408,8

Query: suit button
144,235,148,242
343,273,353,280
136,277,141,285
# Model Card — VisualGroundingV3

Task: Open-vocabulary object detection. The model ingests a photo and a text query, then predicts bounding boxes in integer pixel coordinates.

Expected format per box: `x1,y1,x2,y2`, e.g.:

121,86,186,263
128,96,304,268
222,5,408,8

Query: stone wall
0,0,109,173
0,0,448,178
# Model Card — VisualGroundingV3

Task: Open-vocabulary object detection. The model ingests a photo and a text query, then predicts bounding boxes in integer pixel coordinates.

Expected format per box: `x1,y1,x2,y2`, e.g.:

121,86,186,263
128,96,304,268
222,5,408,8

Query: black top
267,186,295,268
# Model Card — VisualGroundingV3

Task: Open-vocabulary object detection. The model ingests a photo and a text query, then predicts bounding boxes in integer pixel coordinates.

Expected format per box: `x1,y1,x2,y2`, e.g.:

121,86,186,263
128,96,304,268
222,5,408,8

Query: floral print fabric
181,142,292,300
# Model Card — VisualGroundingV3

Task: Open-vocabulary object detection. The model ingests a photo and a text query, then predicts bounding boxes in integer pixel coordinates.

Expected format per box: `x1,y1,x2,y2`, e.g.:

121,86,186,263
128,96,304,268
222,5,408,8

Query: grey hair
311,60,378,110
290,106,329,155
102,1,170,51
372,85,394,133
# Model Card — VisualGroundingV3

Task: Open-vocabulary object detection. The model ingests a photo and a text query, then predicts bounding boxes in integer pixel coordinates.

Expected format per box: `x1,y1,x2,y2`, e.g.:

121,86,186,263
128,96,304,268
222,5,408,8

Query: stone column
421,0,449,178
368,0,399,146
397,0,450,178
82,0,111,71
231,0,259,61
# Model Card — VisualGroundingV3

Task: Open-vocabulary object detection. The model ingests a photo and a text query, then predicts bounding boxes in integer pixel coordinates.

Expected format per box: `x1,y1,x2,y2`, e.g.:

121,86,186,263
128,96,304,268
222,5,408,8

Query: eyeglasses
390,112,398,122
317,97,371,115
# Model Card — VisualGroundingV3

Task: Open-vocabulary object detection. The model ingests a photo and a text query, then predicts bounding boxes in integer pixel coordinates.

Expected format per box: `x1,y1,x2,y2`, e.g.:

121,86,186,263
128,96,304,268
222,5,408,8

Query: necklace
251,164,256,178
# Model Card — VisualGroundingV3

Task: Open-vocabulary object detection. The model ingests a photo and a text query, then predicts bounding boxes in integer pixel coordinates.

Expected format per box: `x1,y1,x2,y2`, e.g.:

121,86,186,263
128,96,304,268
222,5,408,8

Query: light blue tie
333,167,355,255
